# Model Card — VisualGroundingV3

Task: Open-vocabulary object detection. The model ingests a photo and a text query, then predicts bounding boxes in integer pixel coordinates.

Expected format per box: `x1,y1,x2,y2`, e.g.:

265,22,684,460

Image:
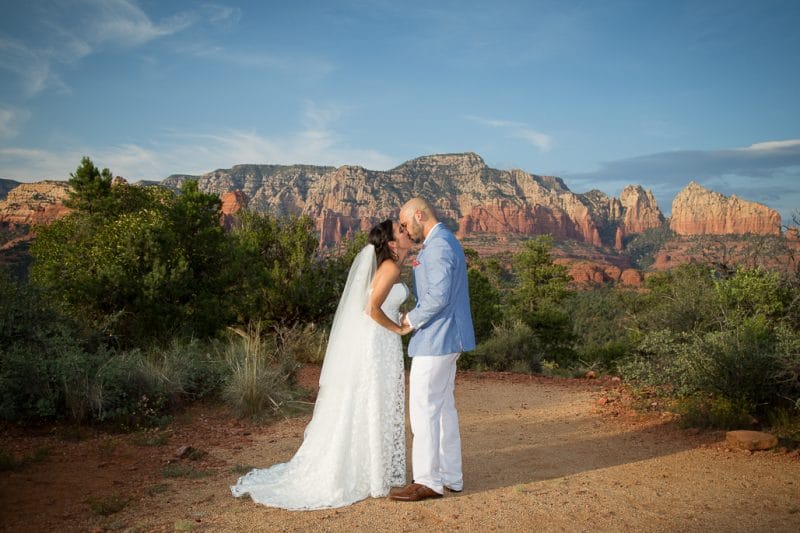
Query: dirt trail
2,368,799,532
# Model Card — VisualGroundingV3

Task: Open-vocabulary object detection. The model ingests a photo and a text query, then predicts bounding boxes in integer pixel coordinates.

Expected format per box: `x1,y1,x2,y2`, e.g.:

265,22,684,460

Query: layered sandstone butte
576,186,664,249
620,185,664,234
169,153,650,248
670,182,781,236
0,181,72,226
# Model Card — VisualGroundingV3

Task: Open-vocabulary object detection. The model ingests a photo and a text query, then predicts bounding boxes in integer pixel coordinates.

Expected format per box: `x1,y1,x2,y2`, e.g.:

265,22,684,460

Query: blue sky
1,0,799,223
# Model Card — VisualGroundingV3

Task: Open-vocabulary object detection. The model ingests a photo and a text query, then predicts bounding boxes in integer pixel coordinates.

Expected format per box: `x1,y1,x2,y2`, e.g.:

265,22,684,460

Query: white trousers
409,352,462,494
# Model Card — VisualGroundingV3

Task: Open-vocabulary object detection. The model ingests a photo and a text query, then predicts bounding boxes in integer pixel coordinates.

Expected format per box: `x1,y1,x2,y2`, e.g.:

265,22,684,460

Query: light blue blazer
407,223,476,357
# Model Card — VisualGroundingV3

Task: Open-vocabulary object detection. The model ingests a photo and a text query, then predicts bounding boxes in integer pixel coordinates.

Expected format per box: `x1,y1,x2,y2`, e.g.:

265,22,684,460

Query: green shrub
565,287,635,369
230,212,362,329
688,317,781,412
275,323,328,365
221,323,303,420
774,324,800,411
468,268,503,344
675,395,752,430
617,329,697,396
461,320,544,373
0,269,93,422
31,167,234,346
633,264,719,334
143,338,229,401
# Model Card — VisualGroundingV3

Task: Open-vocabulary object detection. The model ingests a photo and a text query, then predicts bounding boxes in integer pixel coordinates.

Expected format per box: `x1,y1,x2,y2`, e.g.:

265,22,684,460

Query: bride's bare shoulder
377,258,401,276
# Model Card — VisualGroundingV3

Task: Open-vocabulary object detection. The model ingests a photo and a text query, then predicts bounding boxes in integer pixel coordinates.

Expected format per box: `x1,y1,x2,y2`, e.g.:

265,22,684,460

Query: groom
390,197,476,502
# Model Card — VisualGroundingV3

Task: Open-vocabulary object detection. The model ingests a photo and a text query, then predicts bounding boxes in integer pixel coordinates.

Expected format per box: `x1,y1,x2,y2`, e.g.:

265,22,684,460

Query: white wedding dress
231,245,407,510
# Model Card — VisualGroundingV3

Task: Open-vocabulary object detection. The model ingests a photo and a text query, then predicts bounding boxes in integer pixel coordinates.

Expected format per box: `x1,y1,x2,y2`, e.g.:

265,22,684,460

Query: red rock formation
456,199,602,246
614,226,624,250
620,185,664,234
220,190,247,230
619,268,643,287
670,182,781,236
0,181,71,226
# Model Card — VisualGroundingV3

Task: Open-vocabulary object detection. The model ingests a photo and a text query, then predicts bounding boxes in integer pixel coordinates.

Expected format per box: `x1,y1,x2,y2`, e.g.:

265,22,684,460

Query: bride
231,219,414,510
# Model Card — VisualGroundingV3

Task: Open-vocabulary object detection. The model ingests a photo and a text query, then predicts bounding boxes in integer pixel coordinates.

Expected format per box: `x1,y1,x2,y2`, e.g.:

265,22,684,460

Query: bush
230,212,361,329
275,323,329,365
632,264,719,334
460,320,544,373
468,268,503,344
675,395,753,430
774,324,800,412
506,236,575,364
30,171,233,346
688,317,781,412
221,324,303,420
0,269,91,421
565,287,634,369
618,328,709,397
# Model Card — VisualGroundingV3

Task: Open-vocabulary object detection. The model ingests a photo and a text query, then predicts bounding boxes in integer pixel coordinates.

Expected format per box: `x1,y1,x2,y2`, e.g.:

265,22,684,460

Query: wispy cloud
0,102,397,181
0,107,30,139
467,116,553,152
0,36,65,95
84,0,193,46
565,140,800,222
0,0,230,97
571,139,800,187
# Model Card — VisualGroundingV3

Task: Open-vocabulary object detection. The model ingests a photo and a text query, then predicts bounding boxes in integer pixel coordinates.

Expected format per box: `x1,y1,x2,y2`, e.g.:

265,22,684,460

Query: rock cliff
0,179,20,202
172,153,665,248
670,182,781,236
1,154,791,283
0,181,71,226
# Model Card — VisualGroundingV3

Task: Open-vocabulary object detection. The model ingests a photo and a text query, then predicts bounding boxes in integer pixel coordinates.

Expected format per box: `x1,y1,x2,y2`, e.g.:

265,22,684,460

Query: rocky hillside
0,181,71,272
1,153,791,282
0,178,20,202
670,181,782,236
165,153,666,248
0,181,71,226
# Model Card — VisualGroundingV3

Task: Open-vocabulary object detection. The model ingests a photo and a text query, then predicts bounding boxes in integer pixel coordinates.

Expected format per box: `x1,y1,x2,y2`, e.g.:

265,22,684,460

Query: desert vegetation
2,157,799,439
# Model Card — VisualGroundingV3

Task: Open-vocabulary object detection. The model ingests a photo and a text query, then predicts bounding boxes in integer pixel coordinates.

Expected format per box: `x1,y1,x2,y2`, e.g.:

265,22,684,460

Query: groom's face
399,210,423,244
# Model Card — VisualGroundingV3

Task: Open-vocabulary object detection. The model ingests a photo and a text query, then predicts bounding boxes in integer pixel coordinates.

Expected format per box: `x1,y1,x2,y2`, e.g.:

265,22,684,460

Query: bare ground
2,367,799,532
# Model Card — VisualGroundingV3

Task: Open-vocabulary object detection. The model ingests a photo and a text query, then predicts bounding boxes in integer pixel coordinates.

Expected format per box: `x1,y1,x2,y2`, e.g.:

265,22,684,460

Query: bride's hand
397,323,413,336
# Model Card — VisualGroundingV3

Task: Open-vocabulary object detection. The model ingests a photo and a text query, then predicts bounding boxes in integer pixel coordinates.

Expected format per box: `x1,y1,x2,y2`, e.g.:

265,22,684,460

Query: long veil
318,244,376,388
230,243,405,509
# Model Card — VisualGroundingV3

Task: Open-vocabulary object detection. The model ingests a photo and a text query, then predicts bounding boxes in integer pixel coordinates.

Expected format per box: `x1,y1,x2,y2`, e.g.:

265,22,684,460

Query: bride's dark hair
368,219,397,266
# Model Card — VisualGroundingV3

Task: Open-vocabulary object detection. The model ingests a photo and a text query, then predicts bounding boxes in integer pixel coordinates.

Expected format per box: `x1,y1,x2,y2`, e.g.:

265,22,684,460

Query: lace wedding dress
231,245,407,510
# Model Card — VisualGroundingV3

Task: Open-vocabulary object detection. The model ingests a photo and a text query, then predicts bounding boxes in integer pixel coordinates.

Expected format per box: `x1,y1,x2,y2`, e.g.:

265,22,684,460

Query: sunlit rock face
670,181,781,236
0,181,72,226
184,153,647,248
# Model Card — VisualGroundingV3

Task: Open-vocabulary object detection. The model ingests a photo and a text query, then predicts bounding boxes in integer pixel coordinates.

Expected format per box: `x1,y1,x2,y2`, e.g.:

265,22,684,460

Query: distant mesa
670,181,781,236
1,152,793,281
166,152,667,249
0,181,71,226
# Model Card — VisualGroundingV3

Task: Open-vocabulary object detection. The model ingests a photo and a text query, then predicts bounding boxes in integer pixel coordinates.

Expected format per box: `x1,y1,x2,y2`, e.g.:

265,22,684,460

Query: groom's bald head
401,197,436,220
400,197,438,243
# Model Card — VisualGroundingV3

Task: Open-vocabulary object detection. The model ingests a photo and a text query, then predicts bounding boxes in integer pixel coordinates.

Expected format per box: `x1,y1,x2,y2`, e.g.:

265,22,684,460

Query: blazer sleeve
407,238,455,329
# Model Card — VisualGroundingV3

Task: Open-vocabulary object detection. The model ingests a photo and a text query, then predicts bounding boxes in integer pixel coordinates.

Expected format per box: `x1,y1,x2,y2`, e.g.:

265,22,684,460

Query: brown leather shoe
388,483,443,502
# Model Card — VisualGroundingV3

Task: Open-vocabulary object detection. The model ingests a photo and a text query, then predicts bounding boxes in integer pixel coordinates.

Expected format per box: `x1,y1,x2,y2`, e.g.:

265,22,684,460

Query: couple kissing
231,197,476,510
